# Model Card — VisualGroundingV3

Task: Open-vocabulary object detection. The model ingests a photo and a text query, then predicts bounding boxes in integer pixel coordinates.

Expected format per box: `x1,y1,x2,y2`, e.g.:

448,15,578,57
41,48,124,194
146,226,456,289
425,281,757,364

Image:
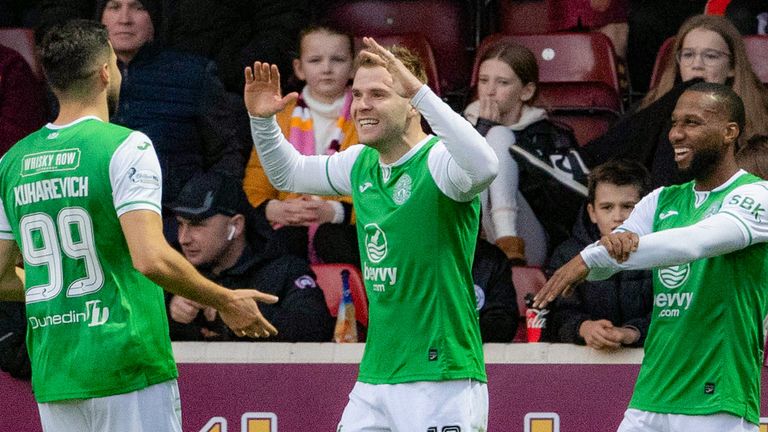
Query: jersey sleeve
613,187,661,237
249,116,362,196
580,182,768,280
716,181,768,245
109,132,163,217
413,86,499,202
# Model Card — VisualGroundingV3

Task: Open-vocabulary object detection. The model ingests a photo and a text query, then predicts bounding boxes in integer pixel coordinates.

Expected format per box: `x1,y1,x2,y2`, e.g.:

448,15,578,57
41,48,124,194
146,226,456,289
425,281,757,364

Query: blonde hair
640,14,768,139
354,44,428,85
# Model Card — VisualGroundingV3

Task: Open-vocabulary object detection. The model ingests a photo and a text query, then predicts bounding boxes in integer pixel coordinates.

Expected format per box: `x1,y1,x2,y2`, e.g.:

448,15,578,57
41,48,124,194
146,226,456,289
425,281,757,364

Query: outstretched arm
120,210,278,338
360,37,499,201
535,181,768,307
246,62,361,196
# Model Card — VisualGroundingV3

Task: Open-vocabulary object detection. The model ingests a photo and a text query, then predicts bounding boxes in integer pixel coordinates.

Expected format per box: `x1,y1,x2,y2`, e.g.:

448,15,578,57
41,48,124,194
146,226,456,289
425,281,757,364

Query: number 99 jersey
0,117,177,403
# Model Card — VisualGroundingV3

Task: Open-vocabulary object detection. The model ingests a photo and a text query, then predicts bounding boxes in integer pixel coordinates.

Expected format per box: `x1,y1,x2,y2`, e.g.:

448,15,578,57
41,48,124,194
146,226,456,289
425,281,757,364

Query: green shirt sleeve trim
326,158,342,195
0,229,12,234
719,210,753,245
116,200,162,212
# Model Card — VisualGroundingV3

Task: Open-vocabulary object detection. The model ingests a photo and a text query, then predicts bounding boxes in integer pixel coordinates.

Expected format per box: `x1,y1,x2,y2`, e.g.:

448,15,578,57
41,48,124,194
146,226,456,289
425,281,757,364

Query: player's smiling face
668,90,732,180
351,65,413,149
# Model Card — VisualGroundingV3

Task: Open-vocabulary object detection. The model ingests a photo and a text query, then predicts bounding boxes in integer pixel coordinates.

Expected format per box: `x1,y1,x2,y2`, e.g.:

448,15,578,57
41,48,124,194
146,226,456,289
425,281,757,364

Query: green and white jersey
582,170,768,424
250,86,495,384
0,116,177,403
350,137,486,383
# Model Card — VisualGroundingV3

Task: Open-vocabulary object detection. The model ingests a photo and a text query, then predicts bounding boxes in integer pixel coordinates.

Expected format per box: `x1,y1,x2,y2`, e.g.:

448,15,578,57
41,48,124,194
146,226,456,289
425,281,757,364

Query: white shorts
617,408,758,432
38,379,182,432
338,379,488,432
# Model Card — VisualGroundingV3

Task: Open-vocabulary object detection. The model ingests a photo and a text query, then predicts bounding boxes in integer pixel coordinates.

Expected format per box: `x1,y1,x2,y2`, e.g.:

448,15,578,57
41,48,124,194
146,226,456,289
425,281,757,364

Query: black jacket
472,239,519,342
168,244,334,342
111,43,252,210
544,208,653,346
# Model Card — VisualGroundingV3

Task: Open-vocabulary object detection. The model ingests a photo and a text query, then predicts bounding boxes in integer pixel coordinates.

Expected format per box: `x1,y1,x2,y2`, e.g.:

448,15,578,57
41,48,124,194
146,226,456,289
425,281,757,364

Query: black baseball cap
171,172,247,221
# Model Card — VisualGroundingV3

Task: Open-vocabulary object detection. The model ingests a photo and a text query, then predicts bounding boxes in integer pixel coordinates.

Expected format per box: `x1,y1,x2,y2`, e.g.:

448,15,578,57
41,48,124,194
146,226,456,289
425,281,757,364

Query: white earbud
227,225,236,241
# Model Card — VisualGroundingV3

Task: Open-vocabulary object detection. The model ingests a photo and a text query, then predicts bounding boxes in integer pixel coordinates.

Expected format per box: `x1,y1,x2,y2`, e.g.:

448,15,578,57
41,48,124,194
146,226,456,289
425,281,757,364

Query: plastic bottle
334,270,358,343
524,293,548,343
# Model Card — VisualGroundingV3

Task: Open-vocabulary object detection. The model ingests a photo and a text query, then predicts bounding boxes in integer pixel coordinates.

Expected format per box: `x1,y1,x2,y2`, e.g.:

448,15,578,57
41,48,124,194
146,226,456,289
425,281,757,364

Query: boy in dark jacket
545,159,653,349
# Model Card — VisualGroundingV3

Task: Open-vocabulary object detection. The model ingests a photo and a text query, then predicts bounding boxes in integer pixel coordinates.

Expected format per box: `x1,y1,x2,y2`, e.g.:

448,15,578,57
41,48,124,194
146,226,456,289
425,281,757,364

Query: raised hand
218,289,279,338
478,97,502,123
358,36,423,99
599,231,639,263
533,254,589,308
244,62,298,118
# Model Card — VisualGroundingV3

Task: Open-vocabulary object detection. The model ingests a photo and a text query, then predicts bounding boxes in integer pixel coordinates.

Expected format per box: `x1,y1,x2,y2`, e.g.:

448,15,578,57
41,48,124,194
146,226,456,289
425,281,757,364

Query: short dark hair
38,19,110,92
587,159,652,204
686,81,746,138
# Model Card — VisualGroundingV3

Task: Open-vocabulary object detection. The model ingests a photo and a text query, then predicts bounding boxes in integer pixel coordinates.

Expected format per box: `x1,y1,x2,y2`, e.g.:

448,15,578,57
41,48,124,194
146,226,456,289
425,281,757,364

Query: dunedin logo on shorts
364,223,388,263
392,174,412,205
658,263,690,289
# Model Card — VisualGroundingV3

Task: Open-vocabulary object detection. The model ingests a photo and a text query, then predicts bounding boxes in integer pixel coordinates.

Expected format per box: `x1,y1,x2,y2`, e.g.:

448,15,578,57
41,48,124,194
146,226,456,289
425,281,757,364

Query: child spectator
464,41,584,265
243,25,359,265
545,159,653,349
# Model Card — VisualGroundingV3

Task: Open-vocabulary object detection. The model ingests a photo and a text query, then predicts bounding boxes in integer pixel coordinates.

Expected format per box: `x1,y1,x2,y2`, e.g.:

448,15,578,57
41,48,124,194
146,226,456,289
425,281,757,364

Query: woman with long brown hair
582,14,768,187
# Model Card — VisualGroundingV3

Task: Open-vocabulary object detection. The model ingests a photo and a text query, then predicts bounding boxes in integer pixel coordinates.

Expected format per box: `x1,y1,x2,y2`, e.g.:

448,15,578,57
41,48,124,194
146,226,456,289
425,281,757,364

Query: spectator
581,14,768,188
549,0,630,59
464,40,585,265
545,159,653,349
0,44,46,156
736,134,768,179
472,238,519,343
168,172,334,342
243,25,359,265
97,0,252,240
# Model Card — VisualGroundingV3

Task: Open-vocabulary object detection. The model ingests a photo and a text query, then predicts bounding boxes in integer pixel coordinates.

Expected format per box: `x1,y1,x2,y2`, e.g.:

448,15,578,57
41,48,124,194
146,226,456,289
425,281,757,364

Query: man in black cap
168,172,334,342
98,0,251,241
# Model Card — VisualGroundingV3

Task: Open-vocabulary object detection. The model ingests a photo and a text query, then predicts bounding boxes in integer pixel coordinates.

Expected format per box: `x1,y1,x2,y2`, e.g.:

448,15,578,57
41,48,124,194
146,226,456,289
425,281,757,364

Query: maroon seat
498,0,554,35
354,33,441,96
311,263,369,329
473,33,621,96
650,35,768,91
323,0,472,95
0,28,42,79
471,34,621,145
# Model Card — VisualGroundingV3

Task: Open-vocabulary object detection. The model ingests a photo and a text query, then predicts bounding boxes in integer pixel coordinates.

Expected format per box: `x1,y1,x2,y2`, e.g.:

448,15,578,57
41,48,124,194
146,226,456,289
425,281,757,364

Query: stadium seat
311,263,369,328
470,33,622,145
323,0,473,95
650,35,768,91
354,33,441,96
511,266,547,342
497,0,554,35
472,32,621,96
0,28,42,79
